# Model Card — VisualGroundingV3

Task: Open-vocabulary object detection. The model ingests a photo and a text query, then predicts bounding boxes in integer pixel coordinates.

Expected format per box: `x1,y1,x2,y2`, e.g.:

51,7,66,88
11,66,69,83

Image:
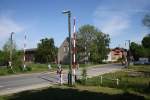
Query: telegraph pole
62,10,73,85
23,34,27,71
84,42,87,64
126,40,131,67
9,32,14,70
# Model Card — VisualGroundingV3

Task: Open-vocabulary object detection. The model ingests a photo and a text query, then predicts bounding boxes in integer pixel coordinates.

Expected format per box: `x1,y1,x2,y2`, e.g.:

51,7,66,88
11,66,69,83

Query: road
0,64,123,95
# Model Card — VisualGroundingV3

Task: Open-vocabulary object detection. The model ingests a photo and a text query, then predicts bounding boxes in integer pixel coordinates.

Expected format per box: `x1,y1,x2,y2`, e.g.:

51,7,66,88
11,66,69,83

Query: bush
81,68,87,85
7,68,15,74
26,66,32,71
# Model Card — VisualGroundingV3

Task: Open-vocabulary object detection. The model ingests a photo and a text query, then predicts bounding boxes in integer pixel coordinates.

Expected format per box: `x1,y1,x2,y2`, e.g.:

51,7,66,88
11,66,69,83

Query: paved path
0,63,123,95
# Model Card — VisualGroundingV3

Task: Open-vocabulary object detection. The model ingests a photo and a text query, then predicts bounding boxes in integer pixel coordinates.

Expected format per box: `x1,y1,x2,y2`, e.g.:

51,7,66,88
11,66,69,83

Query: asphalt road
0,63,123,95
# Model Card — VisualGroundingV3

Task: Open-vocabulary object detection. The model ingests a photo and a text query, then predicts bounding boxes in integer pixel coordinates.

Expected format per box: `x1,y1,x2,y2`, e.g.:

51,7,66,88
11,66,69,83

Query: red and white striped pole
23,34,26,70
72,17,77,80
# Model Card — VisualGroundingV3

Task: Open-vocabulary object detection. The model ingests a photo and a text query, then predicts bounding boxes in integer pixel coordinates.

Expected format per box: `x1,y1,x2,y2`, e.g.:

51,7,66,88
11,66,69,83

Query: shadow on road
6,87,145,100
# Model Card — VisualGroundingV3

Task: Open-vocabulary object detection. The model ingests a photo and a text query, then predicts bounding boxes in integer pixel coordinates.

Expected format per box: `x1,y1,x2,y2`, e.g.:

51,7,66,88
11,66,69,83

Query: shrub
26,66,32,71
81,68,87,85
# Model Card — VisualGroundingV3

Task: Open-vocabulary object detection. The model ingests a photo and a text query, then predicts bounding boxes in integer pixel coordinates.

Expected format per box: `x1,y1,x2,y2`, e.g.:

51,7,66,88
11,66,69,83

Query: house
25,48,36,62
104,47,127,62
58,38,70,64
58,38,128,64
58,37,85,64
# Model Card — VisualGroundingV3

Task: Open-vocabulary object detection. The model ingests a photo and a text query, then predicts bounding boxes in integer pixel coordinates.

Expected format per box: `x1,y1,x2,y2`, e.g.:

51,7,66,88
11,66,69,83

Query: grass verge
0,85,146,100
0,65,149,100
78,65,150,100
0,63,101,76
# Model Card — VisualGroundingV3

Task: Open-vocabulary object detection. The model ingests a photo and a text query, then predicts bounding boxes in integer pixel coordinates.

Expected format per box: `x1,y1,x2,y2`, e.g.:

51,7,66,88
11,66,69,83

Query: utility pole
85,42,87,64
23,34,27,71
126,40,131,67
62,10,73,85
9,32,14,70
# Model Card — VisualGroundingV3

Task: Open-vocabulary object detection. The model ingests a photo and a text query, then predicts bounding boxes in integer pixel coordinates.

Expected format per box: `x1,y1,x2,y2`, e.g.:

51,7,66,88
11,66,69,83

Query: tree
77,24,110,63
3,38,16,56
143,14,150,28
35,38,57,63
130,41,149,61
142,34,150,48
0,38,23,68
0,50,7,66
2,38,17,66
131,16,150,61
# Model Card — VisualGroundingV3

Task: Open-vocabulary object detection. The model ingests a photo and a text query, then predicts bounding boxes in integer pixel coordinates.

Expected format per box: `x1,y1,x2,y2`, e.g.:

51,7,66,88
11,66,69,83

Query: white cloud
0,15,24,38
93,0,150,37
94,10,130,36
94,8,130,36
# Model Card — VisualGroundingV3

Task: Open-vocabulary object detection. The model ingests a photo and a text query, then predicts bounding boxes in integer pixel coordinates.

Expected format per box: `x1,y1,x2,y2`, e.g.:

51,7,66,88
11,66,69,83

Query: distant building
58,37,86,64
58,38,70,64
24,42,128,64
58,38,128,64
25,48,36,62
104,47,127,62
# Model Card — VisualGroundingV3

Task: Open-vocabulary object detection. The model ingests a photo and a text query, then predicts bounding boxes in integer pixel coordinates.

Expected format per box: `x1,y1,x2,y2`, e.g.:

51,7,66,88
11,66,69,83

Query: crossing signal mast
72,17,77,81
23,34,27,71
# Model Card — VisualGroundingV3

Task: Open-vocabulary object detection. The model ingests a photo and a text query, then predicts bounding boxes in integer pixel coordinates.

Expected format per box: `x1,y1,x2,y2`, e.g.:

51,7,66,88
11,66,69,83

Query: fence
100,76,119,86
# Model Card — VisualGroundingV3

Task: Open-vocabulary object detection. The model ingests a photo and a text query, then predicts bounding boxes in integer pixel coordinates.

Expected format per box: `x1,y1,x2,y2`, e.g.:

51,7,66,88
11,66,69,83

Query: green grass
0,63,99,76
0,85,146,100
0,67,10,76
0,63,53,76
0,65,149,100
78,65,150,100
0,63,100,76
27,63,57,72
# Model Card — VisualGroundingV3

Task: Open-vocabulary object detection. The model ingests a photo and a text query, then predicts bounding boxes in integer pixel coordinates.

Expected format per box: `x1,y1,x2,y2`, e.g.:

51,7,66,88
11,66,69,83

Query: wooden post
100,76,103,85
116,78,119,85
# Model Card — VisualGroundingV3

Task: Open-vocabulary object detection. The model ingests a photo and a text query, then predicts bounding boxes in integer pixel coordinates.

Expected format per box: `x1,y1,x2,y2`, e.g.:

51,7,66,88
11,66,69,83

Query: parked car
134,61,150,65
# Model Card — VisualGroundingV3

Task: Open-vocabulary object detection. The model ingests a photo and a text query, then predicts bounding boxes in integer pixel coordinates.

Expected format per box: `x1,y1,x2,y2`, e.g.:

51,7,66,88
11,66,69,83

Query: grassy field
0,63,56,76
0,65,149,100
0,63,99,76
0,85,146,100
79,65,150,100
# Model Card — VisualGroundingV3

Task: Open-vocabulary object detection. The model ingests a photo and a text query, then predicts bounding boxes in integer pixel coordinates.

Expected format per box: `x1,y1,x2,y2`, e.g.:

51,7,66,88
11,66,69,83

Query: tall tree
35,38,57,63
143,14,150,28
77,24,110,63
0,38,23,67
3,38,16,54
142,34,150,48
2,38,17,65
130,40,149,61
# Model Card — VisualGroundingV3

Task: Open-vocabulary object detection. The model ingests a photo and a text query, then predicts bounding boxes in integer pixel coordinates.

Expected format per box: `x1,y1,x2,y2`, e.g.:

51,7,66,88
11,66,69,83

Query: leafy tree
0,38,23,68
35,38,57,63
143,14,150,28
1,38,17,66
142,34,150,48
130,41,149,61
77,24,110,63
0,50,7,66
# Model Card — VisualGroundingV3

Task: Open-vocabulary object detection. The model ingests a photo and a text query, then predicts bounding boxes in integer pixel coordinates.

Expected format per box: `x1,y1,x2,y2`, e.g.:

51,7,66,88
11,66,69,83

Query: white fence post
116,78,119,85
100,76,103,85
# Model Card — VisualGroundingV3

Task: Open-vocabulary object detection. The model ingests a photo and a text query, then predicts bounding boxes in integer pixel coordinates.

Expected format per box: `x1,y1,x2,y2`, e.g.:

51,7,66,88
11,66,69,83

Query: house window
64,46,68,53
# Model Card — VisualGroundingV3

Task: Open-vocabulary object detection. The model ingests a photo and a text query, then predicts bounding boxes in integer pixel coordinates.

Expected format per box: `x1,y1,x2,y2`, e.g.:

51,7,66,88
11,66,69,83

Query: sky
0,0,150,50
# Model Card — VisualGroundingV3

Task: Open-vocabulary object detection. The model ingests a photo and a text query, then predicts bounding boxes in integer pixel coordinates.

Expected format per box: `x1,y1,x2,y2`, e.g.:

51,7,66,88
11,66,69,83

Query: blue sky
0,0,150,50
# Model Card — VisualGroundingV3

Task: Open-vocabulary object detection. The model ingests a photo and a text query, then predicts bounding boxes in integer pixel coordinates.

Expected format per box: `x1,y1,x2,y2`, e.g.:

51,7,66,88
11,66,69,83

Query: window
64,46,68,53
